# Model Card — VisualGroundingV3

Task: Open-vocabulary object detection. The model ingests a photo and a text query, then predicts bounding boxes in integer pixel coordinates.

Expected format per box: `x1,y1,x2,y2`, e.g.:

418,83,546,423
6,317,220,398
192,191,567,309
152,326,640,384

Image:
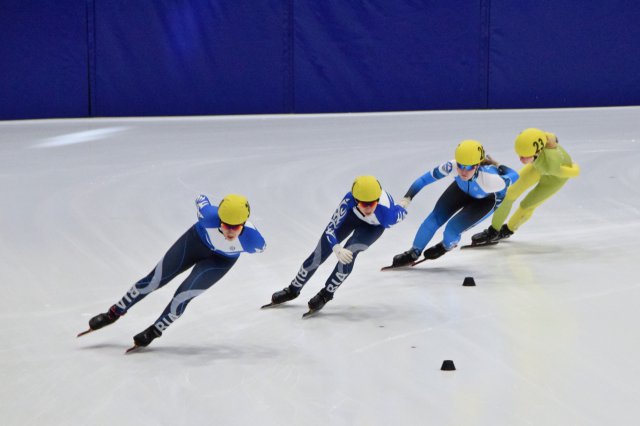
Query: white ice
1,107,639,425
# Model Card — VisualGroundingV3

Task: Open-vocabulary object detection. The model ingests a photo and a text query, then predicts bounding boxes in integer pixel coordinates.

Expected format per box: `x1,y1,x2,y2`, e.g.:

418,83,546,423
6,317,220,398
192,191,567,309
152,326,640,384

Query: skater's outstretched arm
403,160,453,200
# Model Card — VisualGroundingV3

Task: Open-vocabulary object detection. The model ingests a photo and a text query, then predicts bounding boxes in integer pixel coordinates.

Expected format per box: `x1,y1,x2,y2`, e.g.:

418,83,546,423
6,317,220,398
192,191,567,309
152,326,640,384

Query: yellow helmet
515,128,547,157
218,194,250,225
351,175,382,202
454,140,485,166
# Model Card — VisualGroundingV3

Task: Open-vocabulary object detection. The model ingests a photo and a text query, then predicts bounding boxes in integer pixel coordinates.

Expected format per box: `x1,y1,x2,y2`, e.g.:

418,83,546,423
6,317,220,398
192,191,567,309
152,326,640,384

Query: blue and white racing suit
112,195,265,332
289,189,406,297
405,160,518,252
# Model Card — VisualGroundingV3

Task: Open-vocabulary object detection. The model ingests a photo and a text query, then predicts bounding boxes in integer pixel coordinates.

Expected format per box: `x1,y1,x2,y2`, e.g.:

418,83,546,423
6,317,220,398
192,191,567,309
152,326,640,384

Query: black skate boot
422,242,448,260
133,325,162,348
497,224,514,240
304,288,333,317
78,305,123,337
89,305,121,330
471,226,500,245
391,249,419,267
272,286,300,305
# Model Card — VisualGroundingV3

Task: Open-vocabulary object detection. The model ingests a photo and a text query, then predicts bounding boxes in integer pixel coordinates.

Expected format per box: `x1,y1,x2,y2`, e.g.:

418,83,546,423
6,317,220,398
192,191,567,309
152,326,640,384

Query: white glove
399,197,411,209
332,245,353,264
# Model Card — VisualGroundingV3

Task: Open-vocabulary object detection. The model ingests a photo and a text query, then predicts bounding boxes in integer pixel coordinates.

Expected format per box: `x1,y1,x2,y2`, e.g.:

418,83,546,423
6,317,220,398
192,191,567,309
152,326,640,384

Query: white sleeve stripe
378,190,391,208
476,170,507,193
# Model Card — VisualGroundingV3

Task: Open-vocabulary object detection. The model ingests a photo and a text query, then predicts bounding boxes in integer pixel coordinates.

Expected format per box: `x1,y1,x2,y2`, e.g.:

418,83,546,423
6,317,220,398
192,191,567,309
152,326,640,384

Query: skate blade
381,265,399,271
77,329,94,337
260,302,280,309
381,264,412,271
381,258,428,271
125,345,141,354
460,241,499,249
302,309,320,319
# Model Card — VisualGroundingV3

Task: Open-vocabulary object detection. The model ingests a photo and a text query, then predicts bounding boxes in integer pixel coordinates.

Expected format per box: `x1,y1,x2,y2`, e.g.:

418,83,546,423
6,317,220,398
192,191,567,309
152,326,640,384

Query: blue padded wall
1,1,639,119
489,1,640,108
0,1,88,120
92,0,290,116
293,1,487,112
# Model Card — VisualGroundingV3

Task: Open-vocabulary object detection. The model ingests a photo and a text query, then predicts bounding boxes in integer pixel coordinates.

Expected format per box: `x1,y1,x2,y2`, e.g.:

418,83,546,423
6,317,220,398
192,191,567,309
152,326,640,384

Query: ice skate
126,325,162,353
422,242,448,260
382,249,419,270
261,286,299,308
471,226,500,245
497,224,513,240
303,288,333,318
77,305,122,337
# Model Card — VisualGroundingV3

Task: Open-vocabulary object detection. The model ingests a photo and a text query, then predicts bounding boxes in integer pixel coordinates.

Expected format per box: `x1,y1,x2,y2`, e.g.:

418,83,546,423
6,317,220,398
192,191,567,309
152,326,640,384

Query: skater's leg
152,253,238,333
491,163,540,230
442,194,496,249
85,226,212,333
113,225,211,314
288,214,358,293
318,223,385,300
411,183,465,252
507,176,568,231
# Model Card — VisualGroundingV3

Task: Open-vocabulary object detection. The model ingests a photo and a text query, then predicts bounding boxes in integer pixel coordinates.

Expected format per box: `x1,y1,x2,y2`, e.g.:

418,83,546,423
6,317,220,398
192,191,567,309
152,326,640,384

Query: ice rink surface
1,107,639,425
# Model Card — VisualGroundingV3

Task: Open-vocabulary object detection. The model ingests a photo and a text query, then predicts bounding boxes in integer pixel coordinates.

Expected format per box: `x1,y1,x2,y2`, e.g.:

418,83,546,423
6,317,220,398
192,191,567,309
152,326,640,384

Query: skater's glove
399,197,411,209
332,245,353,264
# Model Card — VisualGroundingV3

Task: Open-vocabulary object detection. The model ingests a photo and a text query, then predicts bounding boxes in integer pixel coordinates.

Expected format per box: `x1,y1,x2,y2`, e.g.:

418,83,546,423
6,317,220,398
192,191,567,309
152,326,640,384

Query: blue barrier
0,0,88,120
1,1,639,119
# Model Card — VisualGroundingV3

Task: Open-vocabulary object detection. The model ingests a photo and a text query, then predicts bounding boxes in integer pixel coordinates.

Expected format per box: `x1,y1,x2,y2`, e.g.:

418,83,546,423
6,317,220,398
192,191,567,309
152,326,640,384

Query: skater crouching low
391,140,518,267
472,128,580,245
266,175,407,316
79,194,265,351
